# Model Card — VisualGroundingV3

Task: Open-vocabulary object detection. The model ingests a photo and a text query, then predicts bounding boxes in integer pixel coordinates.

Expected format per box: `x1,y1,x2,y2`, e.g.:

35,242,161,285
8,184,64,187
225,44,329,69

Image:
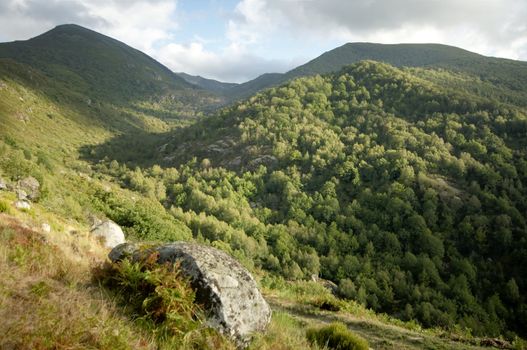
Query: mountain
177,72,238,94
1,24,527,347
0,24,223,171
0,24,191,101
224,43,527,103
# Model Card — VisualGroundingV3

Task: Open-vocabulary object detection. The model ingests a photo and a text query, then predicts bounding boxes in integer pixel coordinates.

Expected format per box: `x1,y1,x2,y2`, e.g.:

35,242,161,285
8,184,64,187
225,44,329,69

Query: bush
311,296,341,312
306,322,369,350
94,255,234,349
94,255,200,336
0,199,11,213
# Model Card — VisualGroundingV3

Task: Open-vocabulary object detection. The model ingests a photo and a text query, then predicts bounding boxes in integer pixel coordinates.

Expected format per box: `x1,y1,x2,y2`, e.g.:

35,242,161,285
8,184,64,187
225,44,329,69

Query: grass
306,322,369,350
94,256,235,349
0,214,156,349
0,187,518,350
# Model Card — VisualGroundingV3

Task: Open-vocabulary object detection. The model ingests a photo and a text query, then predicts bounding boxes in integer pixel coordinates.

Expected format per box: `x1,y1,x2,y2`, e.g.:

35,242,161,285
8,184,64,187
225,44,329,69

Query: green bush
93,256,234,349
0,200,10,213
311,296,341,312
94,256,200,336
306,322,369,350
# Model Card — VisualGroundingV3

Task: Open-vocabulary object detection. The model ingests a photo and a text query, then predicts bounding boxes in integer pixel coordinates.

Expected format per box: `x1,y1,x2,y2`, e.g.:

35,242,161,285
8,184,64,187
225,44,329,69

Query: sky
0,0,526,83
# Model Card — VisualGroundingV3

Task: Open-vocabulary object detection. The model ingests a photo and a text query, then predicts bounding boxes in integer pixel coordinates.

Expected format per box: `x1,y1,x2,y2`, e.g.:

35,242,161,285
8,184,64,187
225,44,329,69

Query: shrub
94,255,200,335
306,322,369,350
311,296,341,312
94,255,234,349
0,199,11,213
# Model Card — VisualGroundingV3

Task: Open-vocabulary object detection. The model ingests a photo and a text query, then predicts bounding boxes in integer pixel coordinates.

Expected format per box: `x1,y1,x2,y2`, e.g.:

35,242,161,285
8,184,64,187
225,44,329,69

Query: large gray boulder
90,220,125,248
18,176,40,200
109,242,272,347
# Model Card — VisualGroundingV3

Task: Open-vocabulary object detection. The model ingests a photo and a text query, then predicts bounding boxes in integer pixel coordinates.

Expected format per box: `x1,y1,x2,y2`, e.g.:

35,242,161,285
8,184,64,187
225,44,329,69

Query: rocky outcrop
109,242,272,347
90,220,125,248
18,176,40,200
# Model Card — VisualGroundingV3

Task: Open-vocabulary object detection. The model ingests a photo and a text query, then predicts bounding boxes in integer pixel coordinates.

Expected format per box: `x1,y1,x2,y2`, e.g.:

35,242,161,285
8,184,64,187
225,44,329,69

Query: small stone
14,200,31,210
41,223,51,233
19,176,40,200
16,189,28,200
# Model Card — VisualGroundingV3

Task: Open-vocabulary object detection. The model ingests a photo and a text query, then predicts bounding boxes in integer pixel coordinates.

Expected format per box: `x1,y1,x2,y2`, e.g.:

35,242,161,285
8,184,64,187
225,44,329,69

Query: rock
16,189,28,200
228,156,242,167
14,200,31,210
90,220,125,248
248,155,277,168
480,338,510,349
41,223,51,233
110,242,272,347
0,178,7,190
18,176,40,200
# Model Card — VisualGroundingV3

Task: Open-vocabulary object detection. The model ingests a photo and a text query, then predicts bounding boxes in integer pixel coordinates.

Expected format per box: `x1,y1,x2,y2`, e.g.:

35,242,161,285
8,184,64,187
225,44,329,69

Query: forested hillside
224,43,527,104
1,23,527,346
93,61,527,337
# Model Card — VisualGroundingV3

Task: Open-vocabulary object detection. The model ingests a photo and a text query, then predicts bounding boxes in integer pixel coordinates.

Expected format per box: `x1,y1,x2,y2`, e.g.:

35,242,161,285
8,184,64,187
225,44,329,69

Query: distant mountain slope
0,24,220,108
225,43,527,102
177,72,238,94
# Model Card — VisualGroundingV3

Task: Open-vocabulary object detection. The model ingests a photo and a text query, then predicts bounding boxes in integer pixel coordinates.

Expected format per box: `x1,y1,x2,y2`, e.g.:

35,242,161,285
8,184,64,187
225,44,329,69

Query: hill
1,24,188,100
224,43,527,104
177,72,238,94
96,61,527,338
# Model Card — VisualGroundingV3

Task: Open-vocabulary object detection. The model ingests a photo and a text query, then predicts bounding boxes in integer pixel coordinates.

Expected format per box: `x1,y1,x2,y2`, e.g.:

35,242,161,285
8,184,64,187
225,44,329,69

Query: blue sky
0,0,526,82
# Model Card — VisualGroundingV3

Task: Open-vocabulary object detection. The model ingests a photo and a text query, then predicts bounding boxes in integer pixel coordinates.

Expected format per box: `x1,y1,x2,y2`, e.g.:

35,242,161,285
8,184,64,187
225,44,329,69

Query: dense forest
90,61,527,338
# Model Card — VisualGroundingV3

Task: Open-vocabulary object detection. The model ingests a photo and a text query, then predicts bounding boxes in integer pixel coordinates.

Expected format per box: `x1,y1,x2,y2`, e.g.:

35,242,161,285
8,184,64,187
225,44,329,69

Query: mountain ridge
221,42,527,102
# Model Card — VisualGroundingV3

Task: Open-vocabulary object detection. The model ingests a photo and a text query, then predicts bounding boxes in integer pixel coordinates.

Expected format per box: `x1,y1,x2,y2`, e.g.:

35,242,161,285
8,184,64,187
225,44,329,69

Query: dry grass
0,214,156,349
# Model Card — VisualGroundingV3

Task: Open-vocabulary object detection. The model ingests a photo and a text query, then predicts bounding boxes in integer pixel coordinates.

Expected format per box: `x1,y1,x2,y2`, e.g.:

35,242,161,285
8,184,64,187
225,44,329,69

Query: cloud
156,41,293,83
227,0,527,60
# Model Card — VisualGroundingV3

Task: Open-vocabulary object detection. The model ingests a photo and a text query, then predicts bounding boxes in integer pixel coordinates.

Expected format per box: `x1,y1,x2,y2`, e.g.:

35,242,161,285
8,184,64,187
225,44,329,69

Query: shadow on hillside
79,128,174,168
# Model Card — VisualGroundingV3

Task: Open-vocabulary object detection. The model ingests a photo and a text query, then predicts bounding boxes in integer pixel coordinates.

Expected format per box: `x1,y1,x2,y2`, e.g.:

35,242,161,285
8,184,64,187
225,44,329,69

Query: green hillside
1,24,527,349
95,61,527,339
0,24,222,113
225,43,527,104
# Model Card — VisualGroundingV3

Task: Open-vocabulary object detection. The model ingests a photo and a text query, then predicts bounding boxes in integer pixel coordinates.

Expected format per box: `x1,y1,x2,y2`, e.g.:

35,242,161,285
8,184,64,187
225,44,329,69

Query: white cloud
227,0,527,60
157,41,293,83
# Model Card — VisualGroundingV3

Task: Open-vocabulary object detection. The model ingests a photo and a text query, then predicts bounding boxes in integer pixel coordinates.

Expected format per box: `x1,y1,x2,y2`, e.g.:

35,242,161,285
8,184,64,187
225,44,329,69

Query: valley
0,23,526,349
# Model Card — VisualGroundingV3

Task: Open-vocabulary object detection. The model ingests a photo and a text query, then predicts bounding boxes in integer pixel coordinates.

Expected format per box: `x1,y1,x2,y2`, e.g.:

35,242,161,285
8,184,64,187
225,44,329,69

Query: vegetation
91,60,527,338
306,322,369,350
1,24,526,348
0,213,156,349
217,42,527,103
94,255,235,349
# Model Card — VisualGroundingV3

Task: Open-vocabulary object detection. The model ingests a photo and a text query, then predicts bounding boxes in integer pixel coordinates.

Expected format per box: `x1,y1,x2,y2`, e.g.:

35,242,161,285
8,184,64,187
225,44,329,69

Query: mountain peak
0,23,198,101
